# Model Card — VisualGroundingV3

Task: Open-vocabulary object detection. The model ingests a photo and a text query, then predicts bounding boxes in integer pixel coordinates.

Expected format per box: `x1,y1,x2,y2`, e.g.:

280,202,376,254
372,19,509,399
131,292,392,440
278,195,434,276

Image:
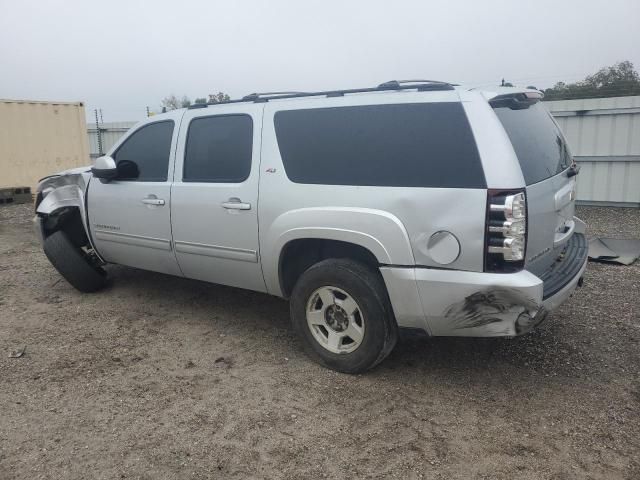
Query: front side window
113,121,174,181
183,115,253,183
274,103,485,188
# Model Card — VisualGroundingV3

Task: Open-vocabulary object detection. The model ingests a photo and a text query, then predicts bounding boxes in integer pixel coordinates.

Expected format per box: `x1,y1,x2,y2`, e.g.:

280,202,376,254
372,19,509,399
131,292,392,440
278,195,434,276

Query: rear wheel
43,230,106,293
290,259,397,373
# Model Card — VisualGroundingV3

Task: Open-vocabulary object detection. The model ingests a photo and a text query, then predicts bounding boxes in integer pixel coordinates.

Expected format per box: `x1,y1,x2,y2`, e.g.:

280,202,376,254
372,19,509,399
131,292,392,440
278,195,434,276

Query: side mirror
91,156,118,182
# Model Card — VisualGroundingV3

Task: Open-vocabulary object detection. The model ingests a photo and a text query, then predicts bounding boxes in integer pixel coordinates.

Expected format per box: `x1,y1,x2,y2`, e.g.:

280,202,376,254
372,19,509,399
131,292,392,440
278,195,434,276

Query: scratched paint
443,287,544,336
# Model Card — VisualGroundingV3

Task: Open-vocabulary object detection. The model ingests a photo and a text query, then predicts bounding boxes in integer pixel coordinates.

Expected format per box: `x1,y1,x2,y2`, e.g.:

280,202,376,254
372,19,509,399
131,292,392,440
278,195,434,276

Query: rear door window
493,103,572,185
274,103,485,188
183,115,253,183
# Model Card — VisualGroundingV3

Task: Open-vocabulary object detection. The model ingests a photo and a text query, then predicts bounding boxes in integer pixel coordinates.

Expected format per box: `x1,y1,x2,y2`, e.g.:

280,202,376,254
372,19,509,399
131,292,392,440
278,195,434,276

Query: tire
290,259,398,374
43,230,106,293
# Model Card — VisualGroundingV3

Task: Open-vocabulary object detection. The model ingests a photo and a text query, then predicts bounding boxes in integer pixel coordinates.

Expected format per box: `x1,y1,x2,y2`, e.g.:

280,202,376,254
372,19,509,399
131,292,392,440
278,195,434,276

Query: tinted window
113,121,174,181
183,115,253,182
274,103,485,188
494,103,572,185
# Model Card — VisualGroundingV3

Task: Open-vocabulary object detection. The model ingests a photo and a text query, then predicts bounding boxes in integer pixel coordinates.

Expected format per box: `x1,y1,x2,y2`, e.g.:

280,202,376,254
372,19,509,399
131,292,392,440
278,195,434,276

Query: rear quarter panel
259,92,490,296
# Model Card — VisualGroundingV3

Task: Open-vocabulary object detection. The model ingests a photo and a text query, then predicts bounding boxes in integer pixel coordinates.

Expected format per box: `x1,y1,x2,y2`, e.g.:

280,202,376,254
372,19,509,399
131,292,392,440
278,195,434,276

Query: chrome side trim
94,229,172,251
174,240,258,263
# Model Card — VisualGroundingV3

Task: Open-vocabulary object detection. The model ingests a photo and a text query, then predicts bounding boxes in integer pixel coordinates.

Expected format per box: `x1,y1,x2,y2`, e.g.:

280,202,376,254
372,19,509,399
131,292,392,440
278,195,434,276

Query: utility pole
94,109,103,156
146,106,150,117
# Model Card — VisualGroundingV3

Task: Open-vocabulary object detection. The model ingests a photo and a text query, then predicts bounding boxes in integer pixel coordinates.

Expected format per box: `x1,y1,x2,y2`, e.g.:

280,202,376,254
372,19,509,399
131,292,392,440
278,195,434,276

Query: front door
87,117,182,276
171,105,266,292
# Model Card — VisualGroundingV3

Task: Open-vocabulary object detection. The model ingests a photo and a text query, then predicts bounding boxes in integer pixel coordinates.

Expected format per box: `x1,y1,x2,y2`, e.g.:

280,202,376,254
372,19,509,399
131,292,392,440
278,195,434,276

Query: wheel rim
306,286,365,354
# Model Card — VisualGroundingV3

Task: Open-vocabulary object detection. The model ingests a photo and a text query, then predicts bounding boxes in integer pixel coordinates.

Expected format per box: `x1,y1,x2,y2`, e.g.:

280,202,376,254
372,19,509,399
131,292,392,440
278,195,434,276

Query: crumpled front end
33,166,94,251
35,167,91,217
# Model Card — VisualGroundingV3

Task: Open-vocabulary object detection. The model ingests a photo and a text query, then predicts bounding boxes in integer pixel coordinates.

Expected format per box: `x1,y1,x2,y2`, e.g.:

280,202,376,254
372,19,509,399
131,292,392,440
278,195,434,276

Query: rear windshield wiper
567,163,580,178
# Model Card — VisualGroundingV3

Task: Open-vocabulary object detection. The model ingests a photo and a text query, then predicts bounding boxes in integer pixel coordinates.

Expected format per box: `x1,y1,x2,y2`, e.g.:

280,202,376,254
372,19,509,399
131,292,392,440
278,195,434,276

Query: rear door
493,102,576,276
170,105,266,292
88,118,182,276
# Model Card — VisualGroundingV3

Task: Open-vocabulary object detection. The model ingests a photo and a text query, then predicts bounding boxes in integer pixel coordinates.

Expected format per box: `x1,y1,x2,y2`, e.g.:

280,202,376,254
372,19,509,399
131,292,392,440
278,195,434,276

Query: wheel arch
263,207,415,297
278,238,382,298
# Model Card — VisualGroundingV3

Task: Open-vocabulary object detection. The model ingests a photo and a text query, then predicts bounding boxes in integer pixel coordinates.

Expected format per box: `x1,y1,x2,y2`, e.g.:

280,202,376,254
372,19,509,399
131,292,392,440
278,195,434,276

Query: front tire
43,230,106,293
290,259,397,373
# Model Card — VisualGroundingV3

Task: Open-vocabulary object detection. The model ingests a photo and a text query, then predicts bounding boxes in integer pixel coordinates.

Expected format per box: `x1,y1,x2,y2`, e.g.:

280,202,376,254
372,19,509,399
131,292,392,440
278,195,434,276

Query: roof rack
242,91,310,102
192,80,454,109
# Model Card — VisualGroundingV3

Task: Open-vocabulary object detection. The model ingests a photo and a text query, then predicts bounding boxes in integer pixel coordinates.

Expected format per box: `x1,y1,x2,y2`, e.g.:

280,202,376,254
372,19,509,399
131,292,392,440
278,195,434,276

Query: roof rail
193,80,454,109
241,91,310,102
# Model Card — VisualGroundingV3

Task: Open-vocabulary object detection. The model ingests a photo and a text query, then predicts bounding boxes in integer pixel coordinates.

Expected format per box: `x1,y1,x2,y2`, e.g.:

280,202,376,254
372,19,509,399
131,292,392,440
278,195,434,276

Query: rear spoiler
489,91,543,110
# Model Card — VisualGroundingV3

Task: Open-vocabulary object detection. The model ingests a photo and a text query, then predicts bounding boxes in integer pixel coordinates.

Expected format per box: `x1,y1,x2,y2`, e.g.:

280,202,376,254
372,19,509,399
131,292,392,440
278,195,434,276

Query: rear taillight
485,189,527,272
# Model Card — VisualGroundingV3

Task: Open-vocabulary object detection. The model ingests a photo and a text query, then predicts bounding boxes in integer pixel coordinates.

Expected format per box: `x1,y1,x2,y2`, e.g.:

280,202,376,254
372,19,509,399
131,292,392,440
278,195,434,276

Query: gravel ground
0,204,638,479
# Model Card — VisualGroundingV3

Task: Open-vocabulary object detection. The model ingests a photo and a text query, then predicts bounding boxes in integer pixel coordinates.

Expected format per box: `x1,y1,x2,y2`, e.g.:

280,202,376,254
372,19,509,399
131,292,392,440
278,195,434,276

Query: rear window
494,103,572,185
274,103,485,188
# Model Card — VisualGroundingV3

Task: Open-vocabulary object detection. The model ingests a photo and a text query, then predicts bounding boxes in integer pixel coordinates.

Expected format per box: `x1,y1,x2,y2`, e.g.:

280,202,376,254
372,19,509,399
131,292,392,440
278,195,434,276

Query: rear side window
494,103,572,185
274,103,485,188
113,121,174,182
183,115,253,183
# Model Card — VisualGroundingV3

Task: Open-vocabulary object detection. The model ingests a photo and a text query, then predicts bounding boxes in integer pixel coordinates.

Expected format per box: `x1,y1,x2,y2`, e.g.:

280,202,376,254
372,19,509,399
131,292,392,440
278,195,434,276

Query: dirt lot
1,204,638,479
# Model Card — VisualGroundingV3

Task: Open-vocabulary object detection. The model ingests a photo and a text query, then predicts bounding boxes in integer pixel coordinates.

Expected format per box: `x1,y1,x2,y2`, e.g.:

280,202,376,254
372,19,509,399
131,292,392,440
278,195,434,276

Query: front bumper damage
381,233,588,337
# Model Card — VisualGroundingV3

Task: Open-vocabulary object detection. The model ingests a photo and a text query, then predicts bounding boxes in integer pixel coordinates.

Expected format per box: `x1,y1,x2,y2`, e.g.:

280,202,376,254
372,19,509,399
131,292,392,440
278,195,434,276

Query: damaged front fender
34,168,101,260
36,167,91,218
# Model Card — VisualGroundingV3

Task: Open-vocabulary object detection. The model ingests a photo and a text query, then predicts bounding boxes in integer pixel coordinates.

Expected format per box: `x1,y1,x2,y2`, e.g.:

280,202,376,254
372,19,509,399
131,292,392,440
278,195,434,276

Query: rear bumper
381,233,588,337
541,251,587,312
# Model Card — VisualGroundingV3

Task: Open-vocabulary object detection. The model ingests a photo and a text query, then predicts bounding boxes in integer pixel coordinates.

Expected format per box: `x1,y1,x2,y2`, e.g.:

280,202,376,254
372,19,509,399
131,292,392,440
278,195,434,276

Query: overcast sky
1,0,638,122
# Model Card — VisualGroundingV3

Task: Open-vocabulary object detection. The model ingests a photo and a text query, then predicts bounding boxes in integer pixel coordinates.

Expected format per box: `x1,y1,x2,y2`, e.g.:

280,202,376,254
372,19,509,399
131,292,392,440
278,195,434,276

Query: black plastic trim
537,233,588,300
489,92,543,110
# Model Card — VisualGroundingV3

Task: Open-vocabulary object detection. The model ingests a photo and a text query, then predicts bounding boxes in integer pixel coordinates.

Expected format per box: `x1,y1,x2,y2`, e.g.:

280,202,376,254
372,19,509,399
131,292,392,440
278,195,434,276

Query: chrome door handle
141,198,165,206
221,198,251,210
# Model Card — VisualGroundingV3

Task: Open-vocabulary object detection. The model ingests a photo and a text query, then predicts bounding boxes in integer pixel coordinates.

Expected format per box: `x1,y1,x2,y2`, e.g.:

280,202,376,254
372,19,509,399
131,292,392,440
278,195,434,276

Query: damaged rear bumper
381,233,588,337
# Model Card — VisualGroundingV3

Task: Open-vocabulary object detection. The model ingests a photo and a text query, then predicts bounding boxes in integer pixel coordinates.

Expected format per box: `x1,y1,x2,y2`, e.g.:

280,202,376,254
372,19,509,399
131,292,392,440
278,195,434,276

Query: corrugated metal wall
544,95,640,207
1,99,89,190
87,121,137,159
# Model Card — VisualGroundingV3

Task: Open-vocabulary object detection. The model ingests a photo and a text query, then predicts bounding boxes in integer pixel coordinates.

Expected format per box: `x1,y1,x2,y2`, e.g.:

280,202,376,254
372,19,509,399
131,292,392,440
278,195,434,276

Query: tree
208,92,231,103
161,91,230,110
161,94,191,110
161,94,180,111
544,61,640,100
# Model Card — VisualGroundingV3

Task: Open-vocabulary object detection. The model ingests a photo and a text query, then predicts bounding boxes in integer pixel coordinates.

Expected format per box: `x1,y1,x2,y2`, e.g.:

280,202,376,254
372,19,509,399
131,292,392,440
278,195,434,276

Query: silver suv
35,80,588,373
